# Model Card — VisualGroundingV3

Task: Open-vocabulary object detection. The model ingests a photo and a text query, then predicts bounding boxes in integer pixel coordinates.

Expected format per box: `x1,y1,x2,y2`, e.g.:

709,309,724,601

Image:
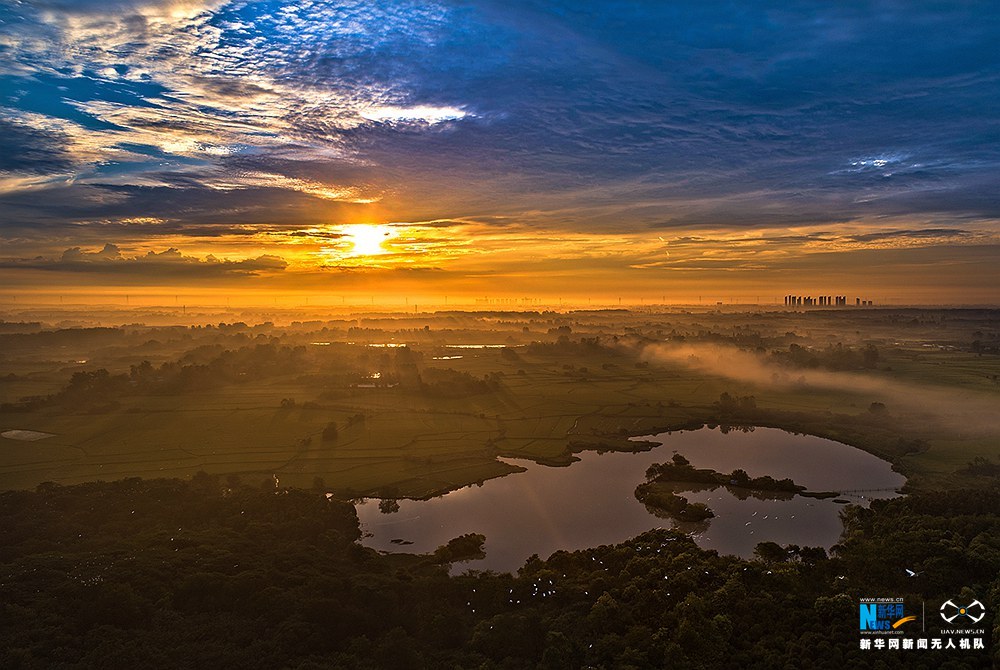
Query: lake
355,427,905,573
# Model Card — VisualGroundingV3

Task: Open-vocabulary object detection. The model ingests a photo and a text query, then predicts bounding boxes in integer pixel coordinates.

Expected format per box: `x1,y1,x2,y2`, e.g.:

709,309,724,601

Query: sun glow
343,224,395,256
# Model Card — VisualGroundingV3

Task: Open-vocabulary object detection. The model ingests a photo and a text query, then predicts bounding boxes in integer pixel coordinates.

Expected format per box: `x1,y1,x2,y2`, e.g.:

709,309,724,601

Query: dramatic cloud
0,1,997,300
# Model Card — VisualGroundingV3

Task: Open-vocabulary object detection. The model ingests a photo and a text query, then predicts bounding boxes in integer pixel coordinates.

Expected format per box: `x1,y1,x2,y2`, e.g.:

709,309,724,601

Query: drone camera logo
940,599,986,625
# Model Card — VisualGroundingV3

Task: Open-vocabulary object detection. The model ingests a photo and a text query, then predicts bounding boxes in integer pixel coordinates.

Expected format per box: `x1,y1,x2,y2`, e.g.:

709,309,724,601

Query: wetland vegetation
2,306,998,495
1,305,998,667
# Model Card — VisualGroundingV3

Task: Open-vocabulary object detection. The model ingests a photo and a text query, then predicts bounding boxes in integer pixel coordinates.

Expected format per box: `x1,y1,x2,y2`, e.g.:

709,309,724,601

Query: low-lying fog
641,342,999,437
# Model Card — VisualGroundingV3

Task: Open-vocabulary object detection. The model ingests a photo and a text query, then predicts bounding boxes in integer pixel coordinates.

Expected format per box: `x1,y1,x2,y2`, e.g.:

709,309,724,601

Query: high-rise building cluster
783,295,872,307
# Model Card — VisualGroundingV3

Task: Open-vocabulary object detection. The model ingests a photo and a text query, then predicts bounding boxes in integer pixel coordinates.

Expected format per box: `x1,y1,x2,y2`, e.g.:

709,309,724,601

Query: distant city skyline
1,2,998,304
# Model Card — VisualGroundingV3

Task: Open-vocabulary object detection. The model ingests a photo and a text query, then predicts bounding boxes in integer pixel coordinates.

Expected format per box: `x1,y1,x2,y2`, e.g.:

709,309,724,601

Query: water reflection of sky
356,427,905,573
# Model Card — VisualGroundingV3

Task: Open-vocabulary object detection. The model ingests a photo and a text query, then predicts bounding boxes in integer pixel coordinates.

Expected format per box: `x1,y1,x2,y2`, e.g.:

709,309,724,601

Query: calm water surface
356,427,905,573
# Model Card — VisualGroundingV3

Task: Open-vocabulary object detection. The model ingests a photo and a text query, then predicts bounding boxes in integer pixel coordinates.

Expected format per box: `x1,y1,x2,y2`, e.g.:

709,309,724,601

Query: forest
1,475,996,669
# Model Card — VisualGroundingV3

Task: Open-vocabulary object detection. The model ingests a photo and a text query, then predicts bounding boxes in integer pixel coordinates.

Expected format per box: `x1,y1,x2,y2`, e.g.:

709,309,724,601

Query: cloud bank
1,243,287,277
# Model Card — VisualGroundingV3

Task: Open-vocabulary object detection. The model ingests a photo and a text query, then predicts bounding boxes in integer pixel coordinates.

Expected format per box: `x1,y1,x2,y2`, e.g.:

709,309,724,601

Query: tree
374,627,423,670
378,499,400,514
797,546,828,564
754,541,787,564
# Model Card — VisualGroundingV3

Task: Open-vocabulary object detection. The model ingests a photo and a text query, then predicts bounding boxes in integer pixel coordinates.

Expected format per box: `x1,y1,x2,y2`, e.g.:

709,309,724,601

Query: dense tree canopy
1,477,996,668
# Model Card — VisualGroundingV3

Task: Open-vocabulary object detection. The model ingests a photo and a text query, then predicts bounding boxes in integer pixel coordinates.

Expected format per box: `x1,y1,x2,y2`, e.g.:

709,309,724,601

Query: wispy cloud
0,0,467,201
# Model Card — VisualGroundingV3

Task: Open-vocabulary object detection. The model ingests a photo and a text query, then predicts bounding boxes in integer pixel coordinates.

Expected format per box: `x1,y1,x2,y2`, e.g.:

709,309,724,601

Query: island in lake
635,452,819,521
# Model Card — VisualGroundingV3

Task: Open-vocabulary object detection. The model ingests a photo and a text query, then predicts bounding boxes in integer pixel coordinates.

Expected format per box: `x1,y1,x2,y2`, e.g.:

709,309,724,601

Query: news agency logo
860,599,915,631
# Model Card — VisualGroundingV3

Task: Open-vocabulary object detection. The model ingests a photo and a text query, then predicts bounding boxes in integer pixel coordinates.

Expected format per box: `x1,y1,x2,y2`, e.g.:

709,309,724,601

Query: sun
342,224,394,256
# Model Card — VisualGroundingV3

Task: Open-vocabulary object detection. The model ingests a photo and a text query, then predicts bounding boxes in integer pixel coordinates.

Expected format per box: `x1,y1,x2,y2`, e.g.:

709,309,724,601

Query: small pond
356,427,905,573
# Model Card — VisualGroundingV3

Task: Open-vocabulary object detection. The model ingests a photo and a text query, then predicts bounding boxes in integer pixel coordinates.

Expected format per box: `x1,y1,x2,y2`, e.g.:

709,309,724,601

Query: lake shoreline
357,426,906,573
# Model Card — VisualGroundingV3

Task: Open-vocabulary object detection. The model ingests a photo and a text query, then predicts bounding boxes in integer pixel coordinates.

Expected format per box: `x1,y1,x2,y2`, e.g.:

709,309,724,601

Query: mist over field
641,341,1000,437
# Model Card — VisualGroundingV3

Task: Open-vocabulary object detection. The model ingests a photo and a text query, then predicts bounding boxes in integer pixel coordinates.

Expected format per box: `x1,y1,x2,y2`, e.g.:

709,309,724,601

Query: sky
1,0,998,305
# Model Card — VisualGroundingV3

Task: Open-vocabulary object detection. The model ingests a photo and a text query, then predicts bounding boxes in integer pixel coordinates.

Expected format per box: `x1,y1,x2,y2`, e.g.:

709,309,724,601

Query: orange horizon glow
1,216,998,308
